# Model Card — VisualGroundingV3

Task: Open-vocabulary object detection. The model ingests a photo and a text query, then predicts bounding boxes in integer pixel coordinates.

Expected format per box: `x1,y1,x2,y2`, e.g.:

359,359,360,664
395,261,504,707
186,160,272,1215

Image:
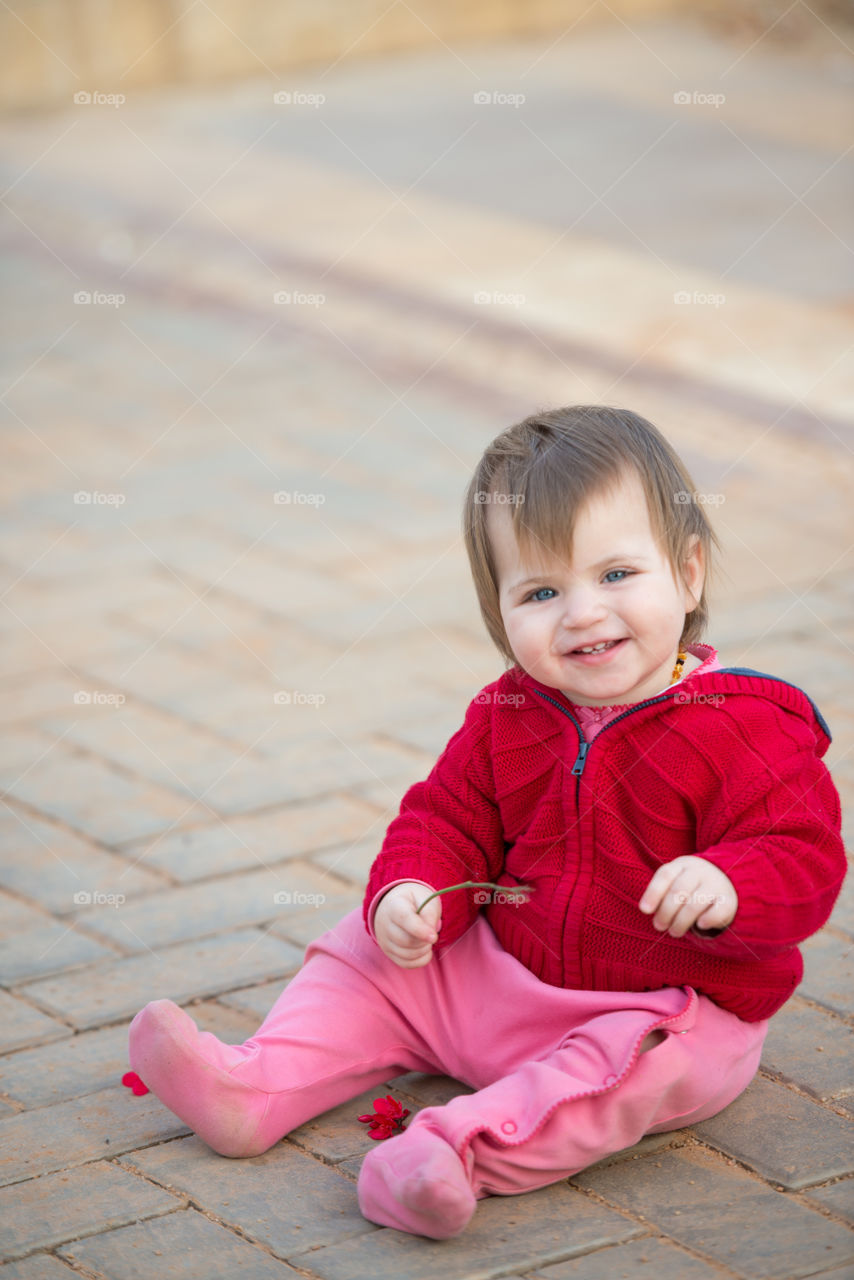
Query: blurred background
0,0,852,845
1,0,853,853
0,4,853,1272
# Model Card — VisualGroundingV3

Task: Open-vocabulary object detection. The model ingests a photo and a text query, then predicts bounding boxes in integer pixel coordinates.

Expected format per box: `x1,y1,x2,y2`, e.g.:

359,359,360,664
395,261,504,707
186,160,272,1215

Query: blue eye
528,587,555,602
604,570,631,584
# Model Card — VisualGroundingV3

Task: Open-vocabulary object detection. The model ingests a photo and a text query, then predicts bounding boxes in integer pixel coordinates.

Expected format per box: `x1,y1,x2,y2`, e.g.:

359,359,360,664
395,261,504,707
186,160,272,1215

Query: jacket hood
508,664,833,759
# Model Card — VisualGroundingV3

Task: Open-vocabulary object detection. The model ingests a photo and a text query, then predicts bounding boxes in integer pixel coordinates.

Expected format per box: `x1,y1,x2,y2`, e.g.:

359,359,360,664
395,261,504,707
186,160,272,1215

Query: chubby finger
651,875,703,932
660,897,704,937
388,913,438,948
639,862,684,918
660,876,732,935
695,893,735,931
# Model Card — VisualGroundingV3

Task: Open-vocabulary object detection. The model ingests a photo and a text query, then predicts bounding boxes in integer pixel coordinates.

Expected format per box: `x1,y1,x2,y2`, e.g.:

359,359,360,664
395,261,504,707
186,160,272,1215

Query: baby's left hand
639,855,737,938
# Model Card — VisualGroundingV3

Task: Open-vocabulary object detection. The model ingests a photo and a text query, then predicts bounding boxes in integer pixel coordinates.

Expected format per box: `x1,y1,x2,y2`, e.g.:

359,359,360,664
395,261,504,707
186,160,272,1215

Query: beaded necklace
670,649,687,684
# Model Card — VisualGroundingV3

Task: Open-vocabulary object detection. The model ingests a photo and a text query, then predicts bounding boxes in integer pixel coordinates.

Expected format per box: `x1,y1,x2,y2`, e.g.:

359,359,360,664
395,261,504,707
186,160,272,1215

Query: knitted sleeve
690,725,846,961
362,692,506,949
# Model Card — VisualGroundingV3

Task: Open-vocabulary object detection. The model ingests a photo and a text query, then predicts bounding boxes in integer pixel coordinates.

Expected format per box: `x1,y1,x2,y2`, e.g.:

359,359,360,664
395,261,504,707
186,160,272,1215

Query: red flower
122,1070,149,1096
357,1094,410,1140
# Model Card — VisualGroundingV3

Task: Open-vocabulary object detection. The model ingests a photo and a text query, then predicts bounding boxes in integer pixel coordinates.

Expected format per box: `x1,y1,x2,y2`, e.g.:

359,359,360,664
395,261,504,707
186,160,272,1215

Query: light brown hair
462,405,721,671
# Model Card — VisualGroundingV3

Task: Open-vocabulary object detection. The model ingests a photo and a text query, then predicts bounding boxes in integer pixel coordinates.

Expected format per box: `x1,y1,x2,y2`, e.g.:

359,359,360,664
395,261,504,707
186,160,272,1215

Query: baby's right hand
373,882,442,968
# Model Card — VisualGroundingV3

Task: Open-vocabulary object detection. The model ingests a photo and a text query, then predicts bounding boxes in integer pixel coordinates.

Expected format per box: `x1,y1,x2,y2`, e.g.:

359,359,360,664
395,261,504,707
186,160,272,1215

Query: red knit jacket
363,660,846,1021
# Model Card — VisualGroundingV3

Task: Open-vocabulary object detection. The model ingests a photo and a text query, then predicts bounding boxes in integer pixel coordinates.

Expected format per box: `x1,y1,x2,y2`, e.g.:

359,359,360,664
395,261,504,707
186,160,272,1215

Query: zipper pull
571,740,589,776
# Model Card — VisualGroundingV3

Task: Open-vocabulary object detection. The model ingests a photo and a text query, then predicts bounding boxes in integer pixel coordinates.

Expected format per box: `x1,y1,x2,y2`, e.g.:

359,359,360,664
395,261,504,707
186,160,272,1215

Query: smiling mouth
569,638,625,655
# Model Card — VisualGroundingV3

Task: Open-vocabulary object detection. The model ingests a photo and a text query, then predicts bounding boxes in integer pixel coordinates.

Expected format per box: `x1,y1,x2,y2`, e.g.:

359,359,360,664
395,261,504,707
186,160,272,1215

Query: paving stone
0,671,118,729
39,698,277,802
0,1159,184,1260
122,1134,377,1257
16,931,305,1030
529,1235,734,1278
0,1005,253,1109
0,729,59,786
71,862,349,952
287,1086,404,1164
0,1256,79,1278
798,932,854,1019
217,978,294,1023
576,1131,686,1174
799,1265,854,1280
2,573,201,638
344,781,400,819
0,1086,189,1187
77,641,273,735
311,836,387,886
356,630,496,702
386,1071,475,1108
0,745,207,846
56,1207,301,1278
112,566,344,680
0,920,115,985
381,708,470,759
802,1179,854,1227
207,739,435,814
0,805,164,915
302,1180,644,1280
827,866,854,939
0,1024,131,1108
694,1077,854,1189
0,891,53,933
573,1145,854,1278
118,795,379,882
183,551,373,631
0,991,71,1055
188,998,260,1042
266,890,364,947
46,704,358,818
834,1095,854,1122
760,999,854,1101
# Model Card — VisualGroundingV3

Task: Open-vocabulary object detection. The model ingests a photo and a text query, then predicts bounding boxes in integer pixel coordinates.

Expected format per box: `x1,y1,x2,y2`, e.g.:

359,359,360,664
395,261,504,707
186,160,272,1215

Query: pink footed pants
128,907,768,1238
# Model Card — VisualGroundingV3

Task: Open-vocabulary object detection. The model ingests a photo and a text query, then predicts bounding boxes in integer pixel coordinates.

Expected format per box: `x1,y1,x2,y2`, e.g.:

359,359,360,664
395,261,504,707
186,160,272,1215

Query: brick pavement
1,9,853,1279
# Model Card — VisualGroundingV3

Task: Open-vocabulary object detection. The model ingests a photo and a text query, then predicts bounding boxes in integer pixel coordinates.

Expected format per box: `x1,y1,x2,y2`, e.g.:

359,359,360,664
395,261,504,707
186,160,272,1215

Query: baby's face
488,470,704,707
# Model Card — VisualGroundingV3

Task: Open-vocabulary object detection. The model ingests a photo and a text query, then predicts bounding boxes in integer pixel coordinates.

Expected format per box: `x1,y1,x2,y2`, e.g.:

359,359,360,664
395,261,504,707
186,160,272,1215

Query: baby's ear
681,535,705,610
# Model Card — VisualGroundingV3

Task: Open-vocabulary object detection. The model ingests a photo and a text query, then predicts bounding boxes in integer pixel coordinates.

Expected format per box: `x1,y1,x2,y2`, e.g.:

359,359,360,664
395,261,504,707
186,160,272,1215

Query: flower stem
415,881,533,914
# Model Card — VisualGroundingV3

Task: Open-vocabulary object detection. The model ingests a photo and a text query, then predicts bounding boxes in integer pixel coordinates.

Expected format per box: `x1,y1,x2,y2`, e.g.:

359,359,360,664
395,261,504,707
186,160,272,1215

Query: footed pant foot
357,1124,477,1239
128,999,274,1157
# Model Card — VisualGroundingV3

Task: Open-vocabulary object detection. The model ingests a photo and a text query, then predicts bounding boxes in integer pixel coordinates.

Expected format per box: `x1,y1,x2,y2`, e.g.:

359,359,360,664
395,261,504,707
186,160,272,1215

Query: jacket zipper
531,686,685,990
531,687,678,789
